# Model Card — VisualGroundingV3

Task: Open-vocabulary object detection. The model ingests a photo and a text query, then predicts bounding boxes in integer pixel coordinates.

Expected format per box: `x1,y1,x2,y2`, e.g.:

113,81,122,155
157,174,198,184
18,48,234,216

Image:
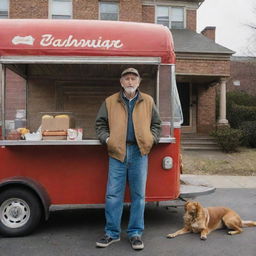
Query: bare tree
243,8,256,56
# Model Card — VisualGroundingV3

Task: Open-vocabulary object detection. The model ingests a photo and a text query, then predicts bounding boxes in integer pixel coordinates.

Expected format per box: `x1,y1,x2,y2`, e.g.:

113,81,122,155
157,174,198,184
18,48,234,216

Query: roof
0,19,175,64
171,29,234,55
231,56,256,63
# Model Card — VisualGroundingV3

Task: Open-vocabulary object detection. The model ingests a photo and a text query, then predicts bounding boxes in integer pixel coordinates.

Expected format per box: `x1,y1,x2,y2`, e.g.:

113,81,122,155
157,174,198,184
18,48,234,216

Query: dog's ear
184,201,189,211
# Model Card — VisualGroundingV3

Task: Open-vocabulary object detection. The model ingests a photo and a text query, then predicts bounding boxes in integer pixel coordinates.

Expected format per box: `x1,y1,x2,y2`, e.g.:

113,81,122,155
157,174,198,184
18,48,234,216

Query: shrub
227,91,256,107
216,91,256,128
239,121,256,148
211,126,242,153
228,104,256,128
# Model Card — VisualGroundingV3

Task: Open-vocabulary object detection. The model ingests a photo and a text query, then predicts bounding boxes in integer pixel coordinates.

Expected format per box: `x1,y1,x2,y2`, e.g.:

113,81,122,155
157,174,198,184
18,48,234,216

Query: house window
156,6,184,29
51,0,72,19
99,2,118,21
0,0,9,19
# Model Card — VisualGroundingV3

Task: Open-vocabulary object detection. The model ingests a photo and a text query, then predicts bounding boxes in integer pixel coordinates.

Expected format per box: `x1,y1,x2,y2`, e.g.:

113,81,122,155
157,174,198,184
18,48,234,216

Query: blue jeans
104,144,148,239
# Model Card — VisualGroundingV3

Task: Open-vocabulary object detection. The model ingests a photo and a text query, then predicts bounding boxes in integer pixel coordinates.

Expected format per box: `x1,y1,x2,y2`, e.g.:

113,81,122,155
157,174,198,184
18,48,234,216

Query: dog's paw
166,233,176,239
200,235,207,240
228,231,237,235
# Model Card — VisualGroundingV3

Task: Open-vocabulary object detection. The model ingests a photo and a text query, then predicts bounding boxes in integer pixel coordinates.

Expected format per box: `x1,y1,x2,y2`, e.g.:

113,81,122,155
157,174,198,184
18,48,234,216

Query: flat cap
121,68,140,77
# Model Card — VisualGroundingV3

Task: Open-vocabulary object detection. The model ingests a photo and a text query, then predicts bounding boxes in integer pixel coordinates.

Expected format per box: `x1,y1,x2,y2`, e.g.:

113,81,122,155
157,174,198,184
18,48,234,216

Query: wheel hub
0,198,30,228
9,206,21,218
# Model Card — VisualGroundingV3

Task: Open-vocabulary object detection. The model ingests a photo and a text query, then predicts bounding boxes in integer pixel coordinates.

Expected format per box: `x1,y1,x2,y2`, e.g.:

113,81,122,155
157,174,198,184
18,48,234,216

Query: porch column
218,78,229,125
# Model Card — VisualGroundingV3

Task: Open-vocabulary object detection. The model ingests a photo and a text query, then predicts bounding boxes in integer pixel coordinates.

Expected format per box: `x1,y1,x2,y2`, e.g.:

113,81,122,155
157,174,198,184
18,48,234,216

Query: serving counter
0,137,175,146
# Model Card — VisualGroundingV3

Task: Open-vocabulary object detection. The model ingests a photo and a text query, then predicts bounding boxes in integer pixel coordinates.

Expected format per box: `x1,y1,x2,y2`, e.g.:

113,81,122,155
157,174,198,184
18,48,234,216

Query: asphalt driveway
0,188,255,256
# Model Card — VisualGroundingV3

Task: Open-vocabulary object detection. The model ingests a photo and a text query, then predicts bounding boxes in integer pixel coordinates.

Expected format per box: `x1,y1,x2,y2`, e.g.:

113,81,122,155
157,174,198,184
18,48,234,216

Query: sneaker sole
132,244,144,250
96,238,120,248
132,243,144,250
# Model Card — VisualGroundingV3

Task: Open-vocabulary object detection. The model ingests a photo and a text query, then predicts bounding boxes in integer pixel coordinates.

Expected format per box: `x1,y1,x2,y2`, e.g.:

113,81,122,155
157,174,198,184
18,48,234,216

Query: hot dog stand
0,19,210,237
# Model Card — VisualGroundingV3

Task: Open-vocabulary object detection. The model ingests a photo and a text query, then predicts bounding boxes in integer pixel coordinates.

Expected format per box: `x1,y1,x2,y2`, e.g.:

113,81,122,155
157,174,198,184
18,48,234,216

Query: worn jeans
104,144,148,239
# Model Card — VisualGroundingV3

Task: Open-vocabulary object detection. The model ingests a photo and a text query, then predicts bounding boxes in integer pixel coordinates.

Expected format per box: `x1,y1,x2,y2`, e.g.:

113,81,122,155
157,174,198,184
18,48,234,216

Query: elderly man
95,68,161,250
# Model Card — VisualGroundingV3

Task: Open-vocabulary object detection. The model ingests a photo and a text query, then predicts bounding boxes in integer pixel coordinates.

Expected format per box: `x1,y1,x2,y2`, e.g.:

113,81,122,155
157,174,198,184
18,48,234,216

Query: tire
0,188,42,237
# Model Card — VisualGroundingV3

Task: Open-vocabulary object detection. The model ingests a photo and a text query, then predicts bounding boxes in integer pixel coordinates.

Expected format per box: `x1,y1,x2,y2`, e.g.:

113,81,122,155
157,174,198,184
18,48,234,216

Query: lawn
182,147,256,176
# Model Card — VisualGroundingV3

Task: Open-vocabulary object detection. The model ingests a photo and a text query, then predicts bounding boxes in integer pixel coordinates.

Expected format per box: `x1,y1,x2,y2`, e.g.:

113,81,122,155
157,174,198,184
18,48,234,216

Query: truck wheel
0,188,42,237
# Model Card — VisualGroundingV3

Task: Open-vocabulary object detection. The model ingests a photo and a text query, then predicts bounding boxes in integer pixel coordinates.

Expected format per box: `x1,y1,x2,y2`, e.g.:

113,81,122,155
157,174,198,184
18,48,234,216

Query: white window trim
98,1,119,21
155,5,186,29
142,1,198,9
48,0,73,19
0,0,9,19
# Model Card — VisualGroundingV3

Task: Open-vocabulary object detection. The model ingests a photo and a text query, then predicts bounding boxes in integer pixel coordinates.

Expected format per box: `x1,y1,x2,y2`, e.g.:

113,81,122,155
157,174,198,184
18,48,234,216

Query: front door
177,82,195,133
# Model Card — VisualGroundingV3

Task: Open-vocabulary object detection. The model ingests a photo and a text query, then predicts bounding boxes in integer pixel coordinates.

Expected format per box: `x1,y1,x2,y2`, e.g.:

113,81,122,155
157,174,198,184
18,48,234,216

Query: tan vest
106,92,154,162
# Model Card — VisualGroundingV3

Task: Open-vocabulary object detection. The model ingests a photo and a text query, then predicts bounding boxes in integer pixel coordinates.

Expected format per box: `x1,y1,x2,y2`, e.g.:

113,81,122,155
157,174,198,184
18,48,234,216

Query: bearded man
95,68,161,250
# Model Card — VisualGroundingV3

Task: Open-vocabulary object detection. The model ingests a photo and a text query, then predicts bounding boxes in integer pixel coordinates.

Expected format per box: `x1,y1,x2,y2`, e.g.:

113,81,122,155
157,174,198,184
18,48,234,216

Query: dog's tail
242,220,256,227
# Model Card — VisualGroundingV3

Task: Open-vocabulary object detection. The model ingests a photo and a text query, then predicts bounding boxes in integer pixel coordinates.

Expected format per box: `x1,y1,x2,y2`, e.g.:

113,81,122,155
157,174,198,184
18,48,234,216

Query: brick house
0,0,234,134
227,56,256,96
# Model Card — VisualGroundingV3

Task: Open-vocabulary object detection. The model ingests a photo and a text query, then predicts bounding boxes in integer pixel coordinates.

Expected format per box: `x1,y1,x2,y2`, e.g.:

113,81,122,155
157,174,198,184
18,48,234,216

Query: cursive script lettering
40,34,123,49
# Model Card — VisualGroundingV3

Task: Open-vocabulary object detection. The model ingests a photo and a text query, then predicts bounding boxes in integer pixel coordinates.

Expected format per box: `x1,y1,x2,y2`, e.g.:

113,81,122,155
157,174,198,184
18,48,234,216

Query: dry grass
182,147,256,176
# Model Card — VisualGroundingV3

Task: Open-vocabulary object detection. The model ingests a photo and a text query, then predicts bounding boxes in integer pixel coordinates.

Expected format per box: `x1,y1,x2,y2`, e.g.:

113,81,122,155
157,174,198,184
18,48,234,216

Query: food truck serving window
0,63,182,144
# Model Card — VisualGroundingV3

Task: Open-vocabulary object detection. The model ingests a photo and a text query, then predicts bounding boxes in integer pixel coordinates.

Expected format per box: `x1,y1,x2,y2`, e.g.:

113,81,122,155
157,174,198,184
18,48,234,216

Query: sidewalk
181,174,256,188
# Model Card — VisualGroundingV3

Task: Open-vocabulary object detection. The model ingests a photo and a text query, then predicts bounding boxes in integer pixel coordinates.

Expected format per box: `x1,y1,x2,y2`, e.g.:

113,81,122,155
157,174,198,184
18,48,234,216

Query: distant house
1,0,234,134
227,56,256,96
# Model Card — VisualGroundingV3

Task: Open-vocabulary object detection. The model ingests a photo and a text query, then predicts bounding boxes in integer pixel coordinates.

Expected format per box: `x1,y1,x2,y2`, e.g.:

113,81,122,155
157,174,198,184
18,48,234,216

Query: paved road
1,188,256,256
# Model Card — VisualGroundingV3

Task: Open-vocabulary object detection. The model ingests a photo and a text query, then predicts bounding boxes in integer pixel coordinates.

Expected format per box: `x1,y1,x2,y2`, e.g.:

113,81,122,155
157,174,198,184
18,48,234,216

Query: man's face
120,74,141,95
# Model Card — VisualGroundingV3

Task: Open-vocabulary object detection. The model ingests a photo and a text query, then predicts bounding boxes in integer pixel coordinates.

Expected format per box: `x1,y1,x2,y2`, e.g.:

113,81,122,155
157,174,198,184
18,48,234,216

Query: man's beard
124,86,137,94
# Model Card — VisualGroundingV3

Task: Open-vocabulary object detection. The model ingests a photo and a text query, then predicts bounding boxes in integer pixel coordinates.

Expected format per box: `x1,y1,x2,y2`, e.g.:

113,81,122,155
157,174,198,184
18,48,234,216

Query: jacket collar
118,89,143,103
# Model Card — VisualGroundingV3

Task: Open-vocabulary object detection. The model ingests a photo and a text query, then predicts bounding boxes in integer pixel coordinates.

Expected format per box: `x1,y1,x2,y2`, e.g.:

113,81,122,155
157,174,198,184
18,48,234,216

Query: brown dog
167,201,256,240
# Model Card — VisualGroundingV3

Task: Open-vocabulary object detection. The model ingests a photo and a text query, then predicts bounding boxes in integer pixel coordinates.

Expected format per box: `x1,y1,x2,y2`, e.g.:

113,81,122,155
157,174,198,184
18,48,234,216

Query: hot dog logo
11,34,123,49
12,35,35,46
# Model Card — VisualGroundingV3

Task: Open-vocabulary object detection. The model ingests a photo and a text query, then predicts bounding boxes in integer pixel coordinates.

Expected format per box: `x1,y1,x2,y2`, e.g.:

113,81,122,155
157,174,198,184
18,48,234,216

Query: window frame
49,0,73,20
155,5,185,29
0,0,9,19
99,1,119,21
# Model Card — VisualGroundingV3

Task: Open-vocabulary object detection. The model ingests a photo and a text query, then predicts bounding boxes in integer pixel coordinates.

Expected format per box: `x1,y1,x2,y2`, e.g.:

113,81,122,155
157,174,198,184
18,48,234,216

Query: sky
197,0,256,56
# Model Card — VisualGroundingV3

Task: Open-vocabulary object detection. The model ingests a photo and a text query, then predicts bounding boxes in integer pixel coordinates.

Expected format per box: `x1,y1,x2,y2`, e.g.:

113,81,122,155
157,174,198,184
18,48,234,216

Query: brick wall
120,0,142,22
27,75,156,135
227,58,256,96
27,78,58,133
73,0,98,19
10,0,48,18
142,5,155,23
6,69,26,121
186,9,196,31
197,84,217,133
176,59,230,76
8,0,199,29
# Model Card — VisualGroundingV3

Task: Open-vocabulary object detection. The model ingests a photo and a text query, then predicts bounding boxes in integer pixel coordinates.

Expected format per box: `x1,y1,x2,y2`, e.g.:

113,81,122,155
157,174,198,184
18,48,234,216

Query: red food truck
0,19,213,237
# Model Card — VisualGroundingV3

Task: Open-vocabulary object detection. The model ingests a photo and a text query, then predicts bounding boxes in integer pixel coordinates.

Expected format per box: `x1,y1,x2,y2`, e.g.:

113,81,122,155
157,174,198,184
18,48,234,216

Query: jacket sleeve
151,103,162,144
95,101,109,144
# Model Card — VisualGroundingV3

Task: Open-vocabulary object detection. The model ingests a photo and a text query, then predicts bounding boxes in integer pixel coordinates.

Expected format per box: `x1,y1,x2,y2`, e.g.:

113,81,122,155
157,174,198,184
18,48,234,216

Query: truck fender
0,176,51,220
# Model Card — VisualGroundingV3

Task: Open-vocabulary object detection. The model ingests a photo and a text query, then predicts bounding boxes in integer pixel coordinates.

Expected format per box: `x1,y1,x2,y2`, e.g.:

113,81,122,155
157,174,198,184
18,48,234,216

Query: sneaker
130,236,144,250
96,235,120,248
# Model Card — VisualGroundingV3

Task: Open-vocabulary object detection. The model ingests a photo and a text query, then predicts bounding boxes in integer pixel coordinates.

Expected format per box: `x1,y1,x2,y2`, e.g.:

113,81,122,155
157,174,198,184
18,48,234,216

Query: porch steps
181,135,220,151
